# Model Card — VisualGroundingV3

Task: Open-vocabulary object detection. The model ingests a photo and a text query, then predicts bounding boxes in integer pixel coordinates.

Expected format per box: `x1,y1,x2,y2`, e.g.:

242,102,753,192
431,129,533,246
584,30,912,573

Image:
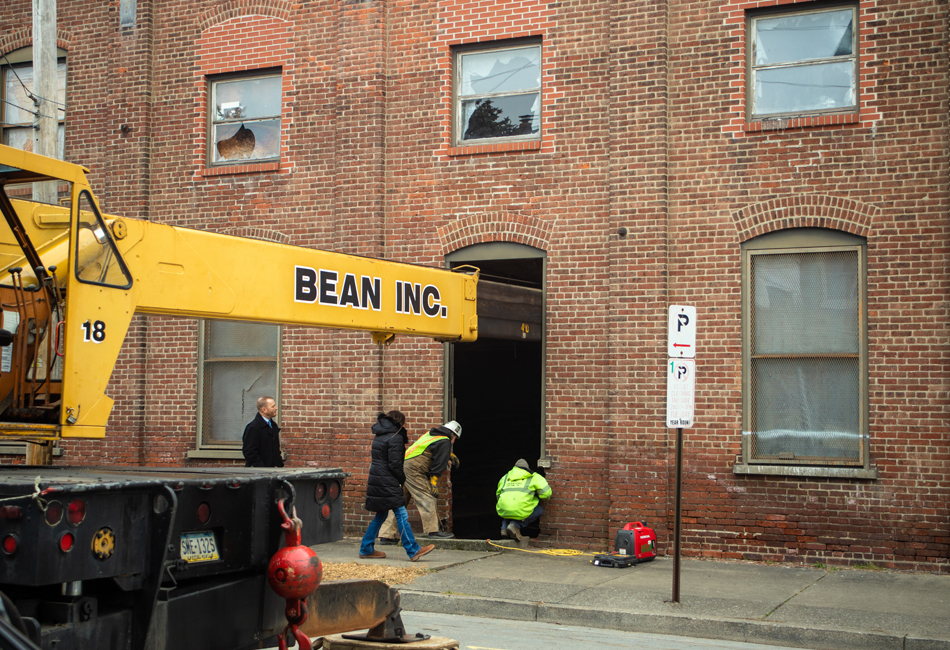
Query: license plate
180,531,219,563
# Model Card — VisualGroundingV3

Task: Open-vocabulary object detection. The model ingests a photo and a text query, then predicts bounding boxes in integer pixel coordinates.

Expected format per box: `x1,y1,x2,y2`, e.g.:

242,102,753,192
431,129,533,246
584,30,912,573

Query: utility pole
33,0,59,168
26,0,57,466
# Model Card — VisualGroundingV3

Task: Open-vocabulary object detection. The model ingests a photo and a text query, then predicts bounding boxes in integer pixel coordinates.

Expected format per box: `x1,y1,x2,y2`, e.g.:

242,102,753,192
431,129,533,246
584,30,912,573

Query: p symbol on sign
677,313,689,332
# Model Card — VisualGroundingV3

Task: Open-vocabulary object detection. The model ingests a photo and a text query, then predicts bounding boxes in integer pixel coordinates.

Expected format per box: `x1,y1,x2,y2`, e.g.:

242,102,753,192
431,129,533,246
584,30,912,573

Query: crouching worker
359,411,435,562
496,459,551,547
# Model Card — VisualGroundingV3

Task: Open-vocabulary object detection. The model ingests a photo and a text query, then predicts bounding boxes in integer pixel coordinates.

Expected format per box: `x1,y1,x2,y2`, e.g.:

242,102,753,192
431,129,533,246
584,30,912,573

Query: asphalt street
401,611,809,650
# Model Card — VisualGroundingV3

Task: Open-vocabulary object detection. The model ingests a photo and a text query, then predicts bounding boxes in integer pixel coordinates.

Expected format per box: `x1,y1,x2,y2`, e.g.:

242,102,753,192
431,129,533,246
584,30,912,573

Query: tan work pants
380,453,440,537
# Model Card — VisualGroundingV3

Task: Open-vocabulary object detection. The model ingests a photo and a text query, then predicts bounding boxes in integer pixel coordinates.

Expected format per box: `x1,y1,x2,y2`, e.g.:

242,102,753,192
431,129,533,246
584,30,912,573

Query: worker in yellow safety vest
378,420,462,542
497,458,551,547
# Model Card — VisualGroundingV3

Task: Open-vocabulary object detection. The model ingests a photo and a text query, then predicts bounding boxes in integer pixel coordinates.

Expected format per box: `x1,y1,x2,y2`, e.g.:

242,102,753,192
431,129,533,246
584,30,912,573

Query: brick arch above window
197,1,292,31
732,195,879,242
438,212,553,254
0,28,74,53
220,226,291,245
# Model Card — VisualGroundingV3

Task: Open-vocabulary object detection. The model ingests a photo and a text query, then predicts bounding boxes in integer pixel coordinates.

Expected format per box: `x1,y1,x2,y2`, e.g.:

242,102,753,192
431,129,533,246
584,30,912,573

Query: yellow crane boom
0,144,478,440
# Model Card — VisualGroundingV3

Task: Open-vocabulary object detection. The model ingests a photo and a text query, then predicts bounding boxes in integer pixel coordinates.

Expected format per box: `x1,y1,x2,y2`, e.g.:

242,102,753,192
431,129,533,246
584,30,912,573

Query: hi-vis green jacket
495,467,552,520
404,428,453,478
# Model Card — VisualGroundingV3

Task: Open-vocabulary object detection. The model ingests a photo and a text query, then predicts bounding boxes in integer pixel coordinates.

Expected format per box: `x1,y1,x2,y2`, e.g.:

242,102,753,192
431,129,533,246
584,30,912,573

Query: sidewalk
313,538,950,650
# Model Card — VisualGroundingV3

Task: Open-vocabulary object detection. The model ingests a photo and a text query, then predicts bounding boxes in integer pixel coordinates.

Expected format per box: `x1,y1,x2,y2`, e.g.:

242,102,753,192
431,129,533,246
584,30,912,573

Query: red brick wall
652,0,949,569
1,0,946,571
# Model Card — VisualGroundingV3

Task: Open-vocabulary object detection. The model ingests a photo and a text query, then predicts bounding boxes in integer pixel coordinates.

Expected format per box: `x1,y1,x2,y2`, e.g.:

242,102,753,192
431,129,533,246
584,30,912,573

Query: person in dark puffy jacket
358,410,435,562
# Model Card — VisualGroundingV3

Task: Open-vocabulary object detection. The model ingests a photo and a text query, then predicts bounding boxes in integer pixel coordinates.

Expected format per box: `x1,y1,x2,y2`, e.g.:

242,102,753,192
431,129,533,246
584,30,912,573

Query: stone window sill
449,140,542,156
733,460,878,480
744,112,860,133
197,161,281,177
187,448,289,462
0,442,63,457
187,448,245,460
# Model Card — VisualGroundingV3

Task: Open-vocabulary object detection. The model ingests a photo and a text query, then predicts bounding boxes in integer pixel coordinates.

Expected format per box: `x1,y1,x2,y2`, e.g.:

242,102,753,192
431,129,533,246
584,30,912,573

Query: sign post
666,305,696,604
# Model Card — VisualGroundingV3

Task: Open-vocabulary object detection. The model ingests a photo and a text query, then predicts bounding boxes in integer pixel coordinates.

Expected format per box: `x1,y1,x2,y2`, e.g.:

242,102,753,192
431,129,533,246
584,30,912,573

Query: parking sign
666,358,695,428
668,305,696,358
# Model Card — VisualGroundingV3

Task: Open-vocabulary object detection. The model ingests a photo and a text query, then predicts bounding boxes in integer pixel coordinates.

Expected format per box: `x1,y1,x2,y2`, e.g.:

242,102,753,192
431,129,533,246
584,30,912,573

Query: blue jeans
501,503,544,531
361,506,420,558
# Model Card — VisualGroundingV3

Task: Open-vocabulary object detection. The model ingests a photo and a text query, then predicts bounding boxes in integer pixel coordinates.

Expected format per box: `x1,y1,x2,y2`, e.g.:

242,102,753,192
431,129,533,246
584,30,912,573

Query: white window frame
453,40,542,147
737,229,874,478
207,69,282,167
747,3,858,120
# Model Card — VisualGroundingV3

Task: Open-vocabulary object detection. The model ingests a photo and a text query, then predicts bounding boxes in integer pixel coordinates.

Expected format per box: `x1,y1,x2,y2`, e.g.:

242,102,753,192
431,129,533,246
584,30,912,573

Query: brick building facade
1,0,947,571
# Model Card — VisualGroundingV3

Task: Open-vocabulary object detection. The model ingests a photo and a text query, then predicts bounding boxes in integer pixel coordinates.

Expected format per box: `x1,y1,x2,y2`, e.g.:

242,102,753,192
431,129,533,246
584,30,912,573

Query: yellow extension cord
484,539,599,557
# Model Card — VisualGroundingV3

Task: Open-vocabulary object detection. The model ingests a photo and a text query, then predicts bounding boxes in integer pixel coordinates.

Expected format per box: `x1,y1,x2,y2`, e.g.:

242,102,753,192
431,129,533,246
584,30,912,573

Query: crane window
209,71,281,166
74,191,133,289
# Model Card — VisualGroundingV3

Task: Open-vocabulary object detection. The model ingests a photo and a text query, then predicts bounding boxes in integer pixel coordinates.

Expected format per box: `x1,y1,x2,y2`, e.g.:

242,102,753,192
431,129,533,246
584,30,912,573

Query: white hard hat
443,420,462,437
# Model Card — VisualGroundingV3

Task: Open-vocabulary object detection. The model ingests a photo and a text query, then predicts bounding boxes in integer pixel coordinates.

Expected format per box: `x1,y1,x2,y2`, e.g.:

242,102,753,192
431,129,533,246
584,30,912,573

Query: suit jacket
242,413,284,467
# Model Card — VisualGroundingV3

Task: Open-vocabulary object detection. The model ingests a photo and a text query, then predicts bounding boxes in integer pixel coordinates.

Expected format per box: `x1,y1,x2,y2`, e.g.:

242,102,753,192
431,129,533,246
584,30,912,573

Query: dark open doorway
447,248,544,540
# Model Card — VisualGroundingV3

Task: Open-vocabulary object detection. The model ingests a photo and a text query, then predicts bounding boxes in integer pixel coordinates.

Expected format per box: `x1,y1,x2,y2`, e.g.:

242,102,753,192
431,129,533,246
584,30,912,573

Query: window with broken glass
748,4,857,119
454,42,541,146
1,51,67,156
208,72,281,166
741,229,868,469
197,320,280,448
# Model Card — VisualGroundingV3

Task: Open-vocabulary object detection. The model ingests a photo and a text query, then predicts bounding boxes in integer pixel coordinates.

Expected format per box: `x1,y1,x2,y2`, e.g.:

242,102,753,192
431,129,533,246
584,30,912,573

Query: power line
0,97,62,121
0,52,35,104
1,51,68,111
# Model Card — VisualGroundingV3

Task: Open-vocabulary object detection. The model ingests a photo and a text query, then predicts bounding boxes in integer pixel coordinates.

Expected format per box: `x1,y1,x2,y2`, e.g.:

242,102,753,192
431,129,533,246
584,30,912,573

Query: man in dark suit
242,396,284,467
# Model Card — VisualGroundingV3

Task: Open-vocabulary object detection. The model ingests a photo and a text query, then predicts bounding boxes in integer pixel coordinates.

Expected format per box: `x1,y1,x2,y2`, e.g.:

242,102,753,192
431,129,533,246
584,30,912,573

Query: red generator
591,521,658,568
615,521,657,562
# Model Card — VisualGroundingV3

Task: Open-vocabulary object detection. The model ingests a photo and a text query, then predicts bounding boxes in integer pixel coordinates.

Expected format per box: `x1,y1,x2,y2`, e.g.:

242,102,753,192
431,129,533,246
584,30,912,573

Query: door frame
443,242,548,466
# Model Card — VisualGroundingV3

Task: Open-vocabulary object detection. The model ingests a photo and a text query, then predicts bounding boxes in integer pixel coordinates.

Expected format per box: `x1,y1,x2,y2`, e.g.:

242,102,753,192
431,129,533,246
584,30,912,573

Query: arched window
739,228,872,475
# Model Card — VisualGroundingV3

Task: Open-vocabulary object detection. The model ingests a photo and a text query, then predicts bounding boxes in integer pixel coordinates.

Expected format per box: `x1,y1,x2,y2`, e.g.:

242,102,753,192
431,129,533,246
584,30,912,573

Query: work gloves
450,453,460,470
429,475,439,497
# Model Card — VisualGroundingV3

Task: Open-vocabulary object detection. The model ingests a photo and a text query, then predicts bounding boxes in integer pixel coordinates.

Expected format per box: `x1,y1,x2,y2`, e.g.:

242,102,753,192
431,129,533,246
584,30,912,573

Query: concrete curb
399,590,950,650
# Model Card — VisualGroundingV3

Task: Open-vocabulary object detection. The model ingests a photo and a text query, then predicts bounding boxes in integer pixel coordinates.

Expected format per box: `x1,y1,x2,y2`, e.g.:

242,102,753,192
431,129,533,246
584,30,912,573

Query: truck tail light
2,533,17,554
67,499,86,525
328,481,340,500
197,502,211,524
45,501,63,525
0,506,21,519
59,533,75,553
